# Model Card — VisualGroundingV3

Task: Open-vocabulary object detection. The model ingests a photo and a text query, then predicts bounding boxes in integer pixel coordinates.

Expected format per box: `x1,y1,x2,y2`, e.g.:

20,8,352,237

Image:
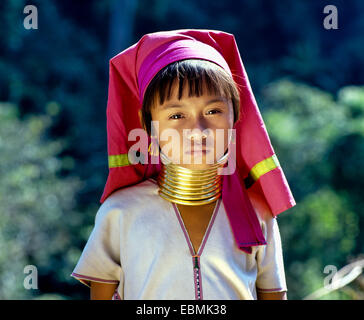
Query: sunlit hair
140,59,241,136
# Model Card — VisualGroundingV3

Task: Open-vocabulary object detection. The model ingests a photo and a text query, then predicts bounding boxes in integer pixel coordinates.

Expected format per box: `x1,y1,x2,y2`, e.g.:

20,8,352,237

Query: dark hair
140,59,241,136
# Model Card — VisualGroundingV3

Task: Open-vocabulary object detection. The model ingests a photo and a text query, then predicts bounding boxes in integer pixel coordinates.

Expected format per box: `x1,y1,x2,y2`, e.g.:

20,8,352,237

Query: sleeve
70,204,124,289
255,216,287,293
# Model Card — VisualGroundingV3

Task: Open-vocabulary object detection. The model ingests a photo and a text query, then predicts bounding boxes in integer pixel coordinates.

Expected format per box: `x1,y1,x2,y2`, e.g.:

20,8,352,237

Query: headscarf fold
100,29,296,254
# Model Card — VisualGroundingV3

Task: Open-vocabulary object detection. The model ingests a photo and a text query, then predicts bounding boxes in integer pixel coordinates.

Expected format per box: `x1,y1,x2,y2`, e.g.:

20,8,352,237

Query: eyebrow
160,97,228,110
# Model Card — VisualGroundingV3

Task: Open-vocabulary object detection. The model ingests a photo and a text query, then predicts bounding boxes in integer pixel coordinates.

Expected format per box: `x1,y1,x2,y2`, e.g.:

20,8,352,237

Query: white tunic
70,178,287,300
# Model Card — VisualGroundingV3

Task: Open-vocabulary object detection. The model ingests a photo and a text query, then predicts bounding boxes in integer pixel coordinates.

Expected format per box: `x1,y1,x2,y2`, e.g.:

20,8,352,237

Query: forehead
154,77,227,108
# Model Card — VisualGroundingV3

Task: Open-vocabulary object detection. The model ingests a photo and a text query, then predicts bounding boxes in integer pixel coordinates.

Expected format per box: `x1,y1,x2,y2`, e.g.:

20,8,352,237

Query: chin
179,162,217,170
178,154,216,169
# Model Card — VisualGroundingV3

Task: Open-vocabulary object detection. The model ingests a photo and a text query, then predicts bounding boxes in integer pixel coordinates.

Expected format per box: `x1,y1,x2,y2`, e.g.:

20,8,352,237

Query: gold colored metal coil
157,151,228,206
158,175,221,191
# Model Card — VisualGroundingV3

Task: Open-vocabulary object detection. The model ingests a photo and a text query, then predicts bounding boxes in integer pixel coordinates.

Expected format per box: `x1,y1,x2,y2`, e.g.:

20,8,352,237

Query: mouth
185,149,211,154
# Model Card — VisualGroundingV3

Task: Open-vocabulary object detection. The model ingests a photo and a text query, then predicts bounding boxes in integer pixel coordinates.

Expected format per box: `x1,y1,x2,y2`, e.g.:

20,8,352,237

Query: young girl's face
150,79,234,170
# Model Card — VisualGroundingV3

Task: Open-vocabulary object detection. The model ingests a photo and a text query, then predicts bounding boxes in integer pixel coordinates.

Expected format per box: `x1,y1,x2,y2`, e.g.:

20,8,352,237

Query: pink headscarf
100,29,296,254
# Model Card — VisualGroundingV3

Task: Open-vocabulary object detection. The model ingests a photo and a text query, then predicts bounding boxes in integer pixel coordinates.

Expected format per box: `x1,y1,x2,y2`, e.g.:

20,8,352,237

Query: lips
185,147,210,154
190,147,207,151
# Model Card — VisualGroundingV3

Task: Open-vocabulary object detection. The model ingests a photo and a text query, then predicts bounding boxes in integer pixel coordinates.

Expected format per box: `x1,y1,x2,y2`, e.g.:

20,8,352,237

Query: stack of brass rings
157,150,229,206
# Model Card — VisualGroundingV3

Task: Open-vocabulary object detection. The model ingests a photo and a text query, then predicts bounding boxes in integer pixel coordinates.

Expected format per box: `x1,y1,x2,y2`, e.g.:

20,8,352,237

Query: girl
70,29,296,300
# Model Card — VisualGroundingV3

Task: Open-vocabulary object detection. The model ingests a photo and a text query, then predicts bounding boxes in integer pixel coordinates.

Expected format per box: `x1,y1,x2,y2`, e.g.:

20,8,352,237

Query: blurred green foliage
261,81,364,299
0,103,93,299
0,0,363,299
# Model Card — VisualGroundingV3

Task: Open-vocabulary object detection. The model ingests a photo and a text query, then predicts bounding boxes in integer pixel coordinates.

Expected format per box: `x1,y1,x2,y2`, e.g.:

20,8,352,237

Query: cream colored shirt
70,178,287,300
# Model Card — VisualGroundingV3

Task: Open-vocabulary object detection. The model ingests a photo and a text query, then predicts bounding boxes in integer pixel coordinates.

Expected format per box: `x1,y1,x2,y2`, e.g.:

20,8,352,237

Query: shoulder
103,178,158,207
95,178,160,223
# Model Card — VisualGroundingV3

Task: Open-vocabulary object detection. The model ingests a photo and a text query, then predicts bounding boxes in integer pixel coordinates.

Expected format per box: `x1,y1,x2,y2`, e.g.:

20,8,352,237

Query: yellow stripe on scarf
108,154,131,168
249,154,280,181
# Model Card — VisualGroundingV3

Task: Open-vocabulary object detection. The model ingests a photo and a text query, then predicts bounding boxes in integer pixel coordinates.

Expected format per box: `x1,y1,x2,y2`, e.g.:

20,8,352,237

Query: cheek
224,104,235,128
210,117,233,152
213,129,230,152
157,122,184,156
209,109,234,128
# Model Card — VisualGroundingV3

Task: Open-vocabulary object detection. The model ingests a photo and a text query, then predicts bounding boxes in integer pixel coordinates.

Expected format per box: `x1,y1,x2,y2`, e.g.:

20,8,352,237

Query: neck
156,151,228,206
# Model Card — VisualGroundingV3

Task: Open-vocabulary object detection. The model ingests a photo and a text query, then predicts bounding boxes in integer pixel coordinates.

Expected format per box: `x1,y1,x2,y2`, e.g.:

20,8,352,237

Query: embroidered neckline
172,197,221,256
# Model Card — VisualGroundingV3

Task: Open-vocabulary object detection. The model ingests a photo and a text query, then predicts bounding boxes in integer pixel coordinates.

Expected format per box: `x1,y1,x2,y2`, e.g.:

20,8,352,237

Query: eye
206,108,222,115
168,113,184,120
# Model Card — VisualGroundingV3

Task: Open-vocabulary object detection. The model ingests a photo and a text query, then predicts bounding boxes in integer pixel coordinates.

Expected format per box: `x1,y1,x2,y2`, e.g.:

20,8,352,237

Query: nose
186,129,208,140
185,121,211,141
186,126,211,141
